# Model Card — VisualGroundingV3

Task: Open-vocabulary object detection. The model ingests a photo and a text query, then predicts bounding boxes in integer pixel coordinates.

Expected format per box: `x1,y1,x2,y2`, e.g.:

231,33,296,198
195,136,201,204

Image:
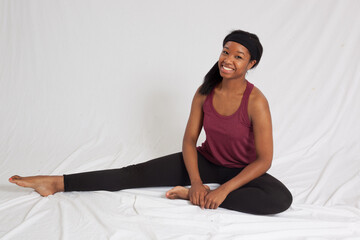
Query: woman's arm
182,87,209,208
204,87,273,209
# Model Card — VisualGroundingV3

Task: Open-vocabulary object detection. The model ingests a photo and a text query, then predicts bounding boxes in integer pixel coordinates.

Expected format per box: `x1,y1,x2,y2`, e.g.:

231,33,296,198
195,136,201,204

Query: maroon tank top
197,80,256,168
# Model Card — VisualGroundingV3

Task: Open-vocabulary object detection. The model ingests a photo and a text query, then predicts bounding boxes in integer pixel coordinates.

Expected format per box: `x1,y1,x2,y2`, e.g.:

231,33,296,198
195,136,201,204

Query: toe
9,176,26,186
9,176,17,182
11,175,21,180
167,194,175,199
166,191,175,199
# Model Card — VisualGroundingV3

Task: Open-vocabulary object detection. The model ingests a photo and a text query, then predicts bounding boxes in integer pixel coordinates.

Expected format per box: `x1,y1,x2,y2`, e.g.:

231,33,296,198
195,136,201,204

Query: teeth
223,66,233,71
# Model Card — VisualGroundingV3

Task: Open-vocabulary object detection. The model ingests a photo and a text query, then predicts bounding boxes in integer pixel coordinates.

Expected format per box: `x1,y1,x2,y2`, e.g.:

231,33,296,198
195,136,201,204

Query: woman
9,30,292,215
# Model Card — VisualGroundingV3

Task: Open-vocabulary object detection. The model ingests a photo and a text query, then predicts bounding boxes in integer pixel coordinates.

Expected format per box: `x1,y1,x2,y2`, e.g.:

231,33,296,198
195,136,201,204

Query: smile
220,64,235,73
222,66,234,71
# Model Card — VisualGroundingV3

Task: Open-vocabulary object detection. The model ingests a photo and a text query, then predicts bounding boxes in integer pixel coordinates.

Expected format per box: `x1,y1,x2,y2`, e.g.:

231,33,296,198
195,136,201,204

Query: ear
247,60,256,70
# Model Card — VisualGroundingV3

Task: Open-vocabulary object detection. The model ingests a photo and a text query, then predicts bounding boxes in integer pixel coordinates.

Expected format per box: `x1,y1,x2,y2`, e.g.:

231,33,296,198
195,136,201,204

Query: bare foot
166,185,210,200
9,175,64,197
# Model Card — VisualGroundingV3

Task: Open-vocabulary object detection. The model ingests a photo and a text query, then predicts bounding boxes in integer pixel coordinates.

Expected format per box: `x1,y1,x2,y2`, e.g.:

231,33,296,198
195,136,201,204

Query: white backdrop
1,0,360,239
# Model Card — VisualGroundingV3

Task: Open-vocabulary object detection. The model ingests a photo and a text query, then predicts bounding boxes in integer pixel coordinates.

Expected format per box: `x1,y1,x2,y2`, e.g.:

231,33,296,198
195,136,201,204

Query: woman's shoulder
187,86,208,112
248,85,270,116
194,85,208,105
249,85,266,101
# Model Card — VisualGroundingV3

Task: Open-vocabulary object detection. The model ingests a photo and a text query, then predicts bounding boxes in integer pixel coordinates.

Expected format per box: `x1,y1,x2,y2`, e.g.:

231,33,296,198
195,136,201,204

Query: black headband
223,34,259,61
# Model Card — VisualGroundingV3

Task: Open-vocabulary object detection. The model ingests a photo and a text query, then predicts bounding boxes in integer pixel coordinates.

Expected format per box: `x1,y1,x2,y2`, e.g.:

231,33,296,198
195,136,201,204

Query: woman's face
218,41,256,80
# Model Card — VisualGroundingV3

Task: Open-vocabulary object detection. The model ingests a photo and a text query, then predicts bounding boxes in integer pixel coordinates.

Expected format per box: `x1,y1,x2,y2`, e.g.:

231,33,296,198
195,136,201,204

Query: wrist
218,183,232,194
190,179,203,185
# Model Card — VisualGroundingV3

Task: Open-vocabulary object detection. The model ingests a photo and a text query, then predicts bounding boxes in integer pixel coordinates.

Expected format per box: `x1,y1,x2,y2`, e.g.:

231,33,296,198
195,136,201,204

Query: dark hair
199,30,263,95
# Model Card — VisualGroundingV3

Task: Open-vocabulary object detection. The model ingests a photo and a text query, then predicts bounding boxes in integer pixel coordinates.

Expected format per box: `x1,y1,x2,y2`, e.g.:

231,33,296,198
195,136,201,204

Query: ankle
53,176,65,192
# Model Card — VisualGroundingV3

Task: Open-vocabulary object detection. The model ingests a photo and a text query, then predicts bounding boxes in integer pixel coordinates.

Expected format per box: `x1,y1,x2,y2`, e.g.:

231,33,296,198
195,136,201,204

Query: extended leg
64,152,189,192
64,151,220,192
9,151,219,196
9,153,189,196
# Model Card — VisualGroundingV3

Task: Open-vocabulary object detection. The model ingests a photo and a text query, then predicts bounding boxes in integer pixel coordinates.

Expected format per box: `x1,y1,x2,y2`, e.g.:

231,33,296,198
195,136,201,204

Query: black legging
63,151,292,215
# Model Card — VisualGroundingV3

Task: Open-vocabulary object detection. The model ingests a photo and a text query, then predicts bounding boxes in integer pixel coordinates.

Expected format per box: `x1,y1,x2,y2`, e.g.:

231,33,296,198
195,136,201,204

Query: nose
223,55,231,63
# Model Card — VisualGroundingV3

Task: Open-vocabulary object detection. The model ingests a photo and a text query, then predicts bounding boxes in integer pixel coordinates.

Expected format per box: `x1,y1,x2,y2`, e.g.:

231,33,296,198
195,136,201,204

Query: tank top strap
239,80,254,126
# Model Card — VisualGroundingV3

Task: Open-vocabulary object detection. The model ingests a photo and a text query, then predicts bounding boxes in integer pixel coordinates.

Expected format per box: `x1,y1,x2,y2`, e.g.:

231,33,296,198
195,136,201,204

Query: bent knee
263,188,293,215
246,187,293,215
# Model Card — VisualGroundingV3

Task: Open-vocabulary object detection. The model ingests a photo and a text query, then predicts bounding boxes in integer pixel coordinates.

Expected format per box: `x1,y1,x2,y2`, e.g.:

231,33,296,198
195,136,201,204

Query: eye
222,50,228,55
235,56,243,59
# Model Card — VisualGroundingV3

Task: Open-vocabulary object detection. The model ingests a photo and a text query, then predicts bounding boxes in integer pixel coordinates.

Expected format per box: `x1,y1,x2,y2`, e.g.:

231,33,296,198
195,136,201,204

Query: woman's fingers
190,192,204,207
193,194,198,205
199,195,205,209
191,194,196,205
189,184,209,207
211,202,217,209
190,192,198,205
197,192,204,206
204,196,216,209
191,193,219,209
204,197,210,209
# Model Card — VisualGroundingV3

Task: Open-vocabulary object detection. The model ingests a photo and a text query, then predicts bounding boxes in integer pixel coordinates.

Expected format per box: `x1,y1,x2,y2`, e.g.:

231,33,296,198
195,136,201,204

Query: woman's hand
189,182,209,208
204,187,229,209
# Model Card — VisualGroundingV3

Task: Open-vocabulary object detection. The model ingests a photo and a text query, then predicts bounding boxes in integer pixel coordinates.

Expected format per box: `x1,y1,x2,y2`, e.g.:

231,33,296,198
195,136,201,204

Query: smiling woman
219,42,255,79
9,29,292,215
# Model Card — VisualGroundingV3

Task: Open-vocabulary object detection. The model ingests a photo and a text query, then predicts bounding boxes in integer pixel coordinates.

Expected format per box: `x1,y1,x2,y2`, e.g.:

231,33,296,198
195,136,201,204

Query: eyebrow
224,46,245,55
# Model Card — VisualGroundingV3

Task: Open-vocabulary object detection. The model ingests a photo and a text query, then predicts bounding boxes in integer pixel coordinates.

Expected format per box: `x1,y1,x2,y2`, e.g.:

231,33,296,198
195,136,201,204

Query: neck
218,77,247,95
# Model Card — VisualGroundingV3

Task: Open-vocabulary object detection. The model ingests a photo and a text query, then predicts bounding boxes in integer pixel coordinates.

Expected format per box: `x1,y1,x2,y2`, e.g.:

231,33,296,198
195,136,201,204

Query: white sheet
1,0,360,239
